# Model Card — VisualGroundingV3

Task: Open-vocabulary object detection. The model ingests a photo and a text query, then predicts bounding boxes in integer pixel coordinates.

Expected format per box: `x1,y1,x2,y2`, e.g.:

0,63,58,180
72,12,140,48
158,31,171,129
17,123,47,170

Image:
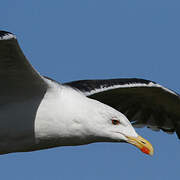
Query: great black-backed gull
0,30,179,155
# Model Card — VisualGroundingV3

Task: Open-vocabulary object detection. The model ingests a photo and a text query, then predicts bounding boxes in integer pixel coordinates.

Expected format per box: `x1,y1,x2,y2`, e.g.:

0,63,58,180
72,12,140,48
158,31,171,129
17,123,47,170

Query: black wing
64,78,180,138
0,31,48,101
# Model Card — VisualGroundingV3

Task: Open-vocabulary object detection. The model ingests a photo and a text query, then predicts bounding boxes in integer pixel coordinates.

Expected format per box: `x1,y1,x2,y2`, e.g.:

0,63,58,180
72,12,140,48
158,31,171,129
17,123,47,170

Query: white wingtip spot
0,31,16,40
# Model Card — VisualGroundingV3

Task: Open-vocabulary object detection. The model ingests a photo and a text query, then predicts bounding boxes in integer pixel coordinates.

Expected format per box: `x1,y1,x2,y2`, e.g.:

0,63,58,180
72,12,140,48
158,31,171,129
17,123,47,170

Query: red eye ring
112,119,120,125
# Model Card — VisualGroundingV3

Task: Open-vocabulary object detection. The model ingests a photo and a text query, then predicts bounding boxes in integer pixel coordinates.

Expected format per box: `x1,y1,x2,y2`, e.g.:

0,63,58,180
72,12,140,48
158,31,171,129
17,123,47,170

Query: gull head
81,99,154,156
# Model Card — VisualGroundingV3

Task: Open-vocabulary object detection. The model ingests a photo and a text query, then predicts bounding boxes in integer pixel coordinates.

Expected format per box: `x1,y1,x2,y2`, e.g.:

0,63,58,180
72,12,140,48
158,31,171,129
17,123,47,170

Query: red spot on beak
141,146,150,155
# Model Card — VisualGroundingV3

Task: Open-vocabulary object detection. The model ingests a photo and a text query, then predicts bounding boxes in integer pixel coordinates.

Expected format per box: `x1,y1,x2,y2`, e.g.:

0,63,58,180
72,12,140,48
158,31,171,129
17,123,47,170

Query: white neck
34,84,97,149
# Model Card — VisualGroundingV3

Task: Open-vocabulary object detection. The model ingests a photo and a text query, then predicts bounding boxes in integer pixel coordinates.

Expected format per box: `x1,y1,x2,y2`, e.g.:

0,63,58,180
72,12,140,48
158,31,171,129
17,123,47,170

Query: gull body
0,77,137,154
0,30,180,155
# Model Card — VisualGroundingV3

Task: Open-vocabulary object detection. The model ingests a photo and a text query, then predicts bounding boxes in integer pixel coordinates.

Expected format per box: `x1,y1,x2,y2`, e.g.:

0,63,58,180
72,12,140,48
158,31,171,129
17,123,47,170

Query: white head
74,98,154,156
53,87,153,156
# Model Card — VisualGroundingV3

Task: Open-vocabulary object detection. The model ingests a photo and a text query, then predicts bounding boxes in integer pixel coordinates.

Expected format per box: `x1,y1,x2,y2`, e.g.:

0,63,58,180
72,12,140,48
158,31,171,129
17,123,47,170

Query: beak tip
149,150,154,156
141,146,154,156
126,135,154,156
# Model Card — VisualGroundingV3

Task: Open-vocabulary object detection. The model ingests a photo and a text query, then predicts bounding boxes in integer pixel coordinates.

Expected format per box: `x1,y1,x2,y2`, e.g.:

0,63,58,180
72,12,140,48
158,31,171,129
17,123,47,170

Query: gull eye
111,119,120,125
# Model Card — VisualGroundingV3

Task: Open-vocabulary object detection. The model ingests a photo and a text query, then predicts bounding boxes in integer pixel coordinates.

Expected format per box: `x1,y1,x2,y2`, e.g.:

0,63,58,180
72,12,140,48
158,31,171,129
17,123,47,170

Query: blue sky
1,0,180,179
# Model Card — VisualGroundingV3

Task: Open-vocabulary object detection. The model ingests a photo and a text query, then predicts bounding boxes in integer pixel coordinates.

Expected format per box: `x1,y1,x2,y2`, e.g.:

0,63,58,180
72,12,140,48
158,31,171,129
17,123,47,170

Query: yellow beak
126,135,154,156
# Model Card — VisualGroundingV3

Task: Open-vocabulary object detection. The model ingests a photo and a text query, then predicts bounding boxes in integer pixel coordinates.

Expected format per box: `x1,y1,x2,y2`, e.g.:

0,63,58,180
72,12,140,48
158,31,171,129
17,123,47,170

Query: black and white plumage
0,30,179,155
65,79,180,137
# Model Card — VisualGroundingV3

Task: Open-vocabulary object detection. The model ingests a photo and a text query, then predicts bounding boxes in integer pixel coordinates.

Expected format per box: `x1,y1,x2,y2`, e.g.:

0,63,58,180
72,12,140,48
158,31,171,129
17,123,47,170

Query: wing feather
0,31,48,101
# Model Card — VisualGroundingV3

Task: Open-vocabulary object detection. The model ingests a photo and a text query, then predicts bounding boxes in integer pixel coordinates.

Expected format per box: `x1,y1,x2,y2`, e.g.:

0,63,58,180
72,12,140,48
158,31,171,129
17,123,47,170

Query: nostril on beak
140,140,146,144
